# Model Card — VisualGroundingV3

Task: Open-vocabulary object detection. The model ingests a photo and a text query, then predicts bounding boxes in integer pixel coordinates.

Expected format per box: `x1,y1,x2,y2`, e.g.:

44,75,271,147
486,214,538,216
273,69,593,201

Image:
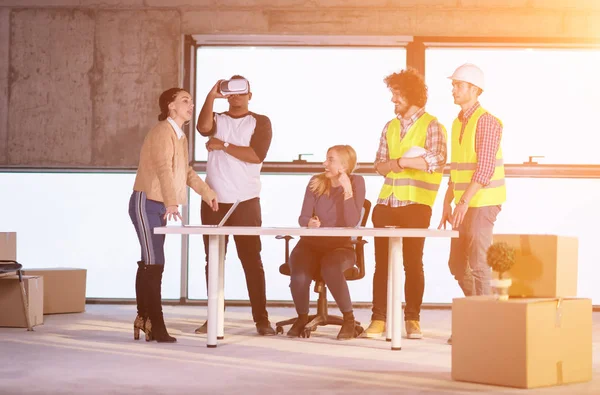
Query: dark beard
395,106,408,117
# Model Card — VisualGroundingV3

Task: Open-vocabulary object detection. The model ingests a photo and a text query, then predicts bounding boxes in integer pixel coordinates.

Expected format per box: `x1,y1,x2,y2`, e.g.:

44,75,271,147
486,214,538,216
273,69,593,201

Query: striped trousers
128,191,167,265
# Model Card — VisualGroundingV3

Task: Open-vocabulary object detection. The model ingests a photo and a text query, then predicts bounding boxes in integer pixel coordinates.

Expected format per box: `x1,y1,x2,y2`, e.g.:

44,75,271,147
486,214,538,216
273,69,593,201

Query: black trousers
371,203,432,322
201,197,268,324
289,238,355,315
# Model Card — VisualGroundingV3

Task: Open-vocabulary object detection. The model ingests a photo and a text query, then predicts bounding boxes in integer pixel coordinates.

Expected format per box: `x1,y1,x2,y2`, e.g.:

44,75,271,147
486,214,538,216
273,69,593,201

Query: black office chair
0,260,33,331
275,199,372,338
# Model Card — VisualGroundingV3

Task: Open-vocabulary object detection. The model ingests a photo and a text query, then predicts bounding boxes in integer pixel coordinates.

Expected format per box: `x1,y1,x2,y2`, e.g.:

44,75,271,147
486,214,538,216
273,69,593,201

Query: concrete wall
1,6,181,167
0,0,598,167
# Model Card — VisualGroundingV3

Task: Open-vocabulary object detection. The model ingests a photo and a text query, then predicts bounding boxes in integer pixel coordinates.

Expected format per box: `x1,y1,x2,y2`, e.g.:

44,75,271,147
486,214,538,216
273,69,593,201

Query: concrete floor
0,305,598,395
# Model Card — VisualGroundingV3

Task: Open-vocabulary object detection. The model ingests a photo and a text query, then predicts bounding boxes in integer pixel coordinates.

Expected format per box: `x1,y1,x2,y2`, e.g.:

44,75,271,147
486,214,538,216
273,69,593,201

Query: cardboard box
492,234,578,298
0,232,16,261
22,268,86,314
0,275,44,328
452,296,592,389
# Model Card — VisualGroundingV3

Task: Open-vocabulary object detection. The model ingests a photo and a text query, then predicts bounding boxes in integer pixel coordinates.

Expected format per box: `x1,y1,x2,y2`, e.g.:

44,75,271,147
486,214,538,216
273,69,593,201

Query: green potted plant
487,242,516,301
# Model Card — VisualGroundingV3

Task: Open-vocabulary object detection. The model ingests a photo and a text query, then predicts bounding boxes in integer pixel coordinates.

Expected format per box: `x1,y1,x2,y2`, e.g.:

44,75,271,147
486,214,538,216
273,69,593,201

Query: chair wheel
276,326,284,335
310,326,317,332
302,328,311,338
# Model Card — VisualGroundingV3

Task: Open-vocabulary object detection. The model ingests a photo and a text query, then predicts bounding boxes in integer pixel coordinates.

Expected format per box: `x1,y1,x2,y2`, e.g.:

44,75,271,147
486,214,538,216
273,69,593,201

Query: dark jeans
448,205,501,296
201,197,268,324
371,203,432,322
289,238,355,315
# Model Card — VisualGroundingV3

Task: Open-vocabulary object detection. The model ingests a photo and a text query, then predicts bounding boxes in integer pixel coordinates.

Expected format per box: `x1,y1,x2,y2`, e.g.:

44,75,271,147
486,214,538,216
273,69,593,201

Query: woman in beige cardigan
129,88,218,343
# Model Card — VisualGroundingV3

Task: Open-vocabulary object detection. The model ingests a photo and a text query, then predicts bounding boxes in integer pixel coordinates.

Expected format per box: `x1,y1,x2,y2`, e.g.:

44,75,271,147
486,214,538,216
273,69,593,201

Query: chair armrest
0,260,22,274
351,240,366,280
0,260,23,280
275,235,294,273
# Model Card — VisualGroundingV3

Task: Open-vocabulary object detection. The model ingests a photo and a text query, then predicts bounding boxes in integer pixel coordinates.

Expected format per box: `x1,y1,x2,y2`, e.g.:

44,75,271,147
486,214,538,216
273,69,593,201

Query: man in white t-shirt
195,75,275,336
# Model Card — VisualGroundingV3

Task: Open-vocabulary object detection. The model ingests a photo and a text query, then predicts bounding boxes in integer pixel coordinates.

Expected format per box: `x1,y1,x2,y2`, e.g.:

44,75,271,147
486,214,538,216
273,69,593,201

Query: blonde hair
309,145,358,197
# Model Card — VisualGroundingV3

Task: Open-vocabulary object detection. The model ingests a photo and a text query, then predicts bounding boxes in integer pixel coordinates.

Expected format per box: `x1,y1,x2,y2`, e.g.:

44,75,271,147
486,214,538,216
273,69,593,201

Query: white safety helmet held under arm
448,63,485,91
403,146,427,158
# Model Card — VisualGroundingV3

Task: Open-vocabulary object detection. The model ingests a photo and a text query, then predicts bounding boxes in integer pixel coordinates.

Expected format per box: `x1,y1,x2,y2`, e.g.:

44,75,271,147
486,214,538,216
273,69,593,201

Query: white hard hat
448,63,485,91
403,146,427,158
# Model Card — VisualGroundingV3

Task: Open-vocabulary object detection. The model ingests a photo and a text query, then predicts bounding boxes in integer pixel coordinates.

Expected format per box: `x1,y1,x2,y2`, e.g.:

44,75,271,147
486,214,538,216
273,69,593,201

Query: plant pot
490,278,512,301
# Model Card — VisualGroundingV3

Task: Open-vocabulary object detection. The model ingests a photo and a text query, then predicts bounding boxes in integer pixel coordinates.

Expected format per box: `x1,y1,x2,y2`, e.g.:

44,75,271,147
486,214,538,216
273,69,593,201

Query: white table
154,226,457,349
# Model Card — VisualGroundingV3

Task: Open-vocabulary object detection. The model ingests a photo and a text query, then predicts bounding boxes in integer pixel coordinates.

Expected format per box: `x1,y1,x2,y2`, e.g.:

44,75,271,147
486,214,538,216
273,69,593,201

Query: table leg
207,235,219,348
217,235,226,340
386,240,393,342
390,236,403,351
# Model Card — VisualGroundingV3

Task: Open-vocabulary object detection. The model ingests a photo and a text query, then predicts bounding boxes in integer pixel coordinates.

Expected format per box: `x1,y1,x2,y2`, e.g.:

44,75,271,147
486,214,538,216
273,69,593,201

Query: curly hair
383,68,428,108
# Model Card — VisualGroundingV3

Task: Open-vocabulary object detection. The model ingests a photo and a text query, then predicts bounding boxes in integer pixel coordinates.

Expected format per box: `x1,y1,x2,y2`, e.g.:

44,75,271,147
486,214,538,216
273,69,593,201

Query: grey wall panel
91,10,180,167
0,9,9,165
8,9,94,166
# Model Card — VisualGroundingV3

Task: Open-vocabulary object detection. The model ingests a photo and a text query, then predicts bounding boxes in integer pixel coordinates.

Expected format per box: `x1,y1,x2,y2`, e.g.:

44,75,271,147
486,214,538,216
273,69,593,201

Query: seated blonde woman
287,145,366,340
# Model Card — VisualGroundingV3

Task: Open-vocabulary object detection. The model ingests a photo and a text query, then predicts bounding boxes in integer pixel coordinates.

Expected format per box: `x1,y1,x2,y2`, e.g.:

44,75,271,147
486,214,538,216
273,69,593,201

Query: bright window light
195,46,407,164
426,48,600,165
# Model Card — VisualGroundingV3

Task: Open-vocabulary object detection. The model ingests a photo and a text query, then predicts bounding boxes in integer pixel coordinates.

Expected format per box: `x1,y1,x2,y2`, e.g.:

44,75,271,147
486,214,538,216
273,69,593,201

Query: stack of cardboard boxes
452,234,592,389
0,232,87,328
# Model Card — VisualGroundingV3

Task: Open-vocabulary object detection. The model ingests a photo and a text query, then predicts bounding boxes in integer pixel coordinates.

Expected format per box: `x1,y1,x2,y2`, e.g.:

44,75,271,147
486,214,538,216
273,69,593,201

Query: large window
1,172,597,302
4,39,599,304
0,173,182,299
194,46,407,164
185,174,600,304
426,47,600,165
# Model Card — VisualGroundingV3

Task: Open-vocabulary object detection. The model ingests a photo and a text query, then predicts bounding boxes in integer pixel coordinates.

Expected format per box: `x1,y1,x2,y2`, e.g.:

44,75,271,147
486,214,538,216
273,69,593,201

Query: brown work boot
405,320,423,339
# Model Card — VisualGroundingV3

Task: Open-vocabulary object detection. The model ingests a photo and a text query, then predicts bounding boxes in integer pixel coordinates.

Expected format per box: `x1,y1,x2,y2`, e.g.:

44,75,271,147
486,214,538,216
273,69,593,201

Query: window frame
189,34,412,172
186,34,600,179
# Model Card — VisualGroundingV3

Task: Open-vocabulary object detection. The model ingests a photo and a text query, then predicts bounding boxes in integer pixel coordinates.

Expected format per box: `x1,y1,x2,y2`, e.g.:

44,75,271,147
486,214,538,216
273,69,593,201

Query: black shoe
256,321,276,336
286,314,309,337
195,321,208,334
337,312,361,340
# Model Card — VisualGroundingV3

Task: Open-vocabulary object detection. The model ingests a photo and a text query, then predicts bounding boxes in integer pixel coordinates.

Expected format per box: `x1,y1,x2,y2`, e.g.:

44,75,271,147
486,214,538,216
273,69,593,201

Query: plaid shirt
374,108,448,207
456,102,503,186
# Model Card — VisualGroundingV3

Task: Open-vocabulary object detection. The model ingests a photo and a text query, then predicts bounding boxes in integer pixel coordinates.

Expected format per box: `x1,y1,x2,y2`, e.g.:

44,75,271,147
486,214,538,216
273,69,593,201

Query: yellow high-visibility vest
378,112,446,207
450,106,506,207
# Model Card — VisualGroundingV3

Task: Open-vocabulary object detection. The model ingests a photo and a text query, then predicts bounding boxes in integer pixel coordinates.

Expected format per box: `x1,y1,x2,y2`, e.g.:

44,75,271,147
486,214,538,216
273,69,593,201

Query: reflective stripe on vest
450,106,506,207
378,112,446,207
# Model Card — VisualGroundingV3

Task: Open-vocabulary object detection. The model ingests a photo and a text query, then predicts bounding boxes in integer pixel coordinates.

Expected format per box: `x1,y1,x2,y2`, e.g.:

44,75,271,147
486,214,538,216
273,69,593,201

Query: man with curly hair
364,68,448,340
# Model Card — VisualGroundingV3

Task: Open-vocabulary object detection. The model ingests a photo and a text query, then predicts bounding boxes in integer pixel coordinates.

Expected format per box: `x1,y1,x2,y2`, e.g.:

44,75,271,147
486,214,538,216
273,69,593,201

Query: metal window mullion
180,192,190,303
406,39,426,75
179,34,197,304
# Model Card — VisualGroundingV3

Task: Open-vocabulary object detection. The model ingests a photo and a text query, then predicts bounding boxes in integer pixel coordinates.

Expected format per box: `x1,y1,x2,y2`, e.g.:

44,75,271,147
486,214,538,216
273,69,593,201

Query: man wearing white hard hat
438,64,506,304
364,68,448,340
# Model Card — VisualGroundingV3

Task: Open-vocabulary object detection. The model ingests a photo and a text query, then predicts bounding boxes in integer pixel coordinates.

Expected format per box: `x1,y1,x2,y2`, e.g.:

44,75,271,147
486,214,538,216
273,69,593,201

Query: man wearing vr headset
195,75,275,336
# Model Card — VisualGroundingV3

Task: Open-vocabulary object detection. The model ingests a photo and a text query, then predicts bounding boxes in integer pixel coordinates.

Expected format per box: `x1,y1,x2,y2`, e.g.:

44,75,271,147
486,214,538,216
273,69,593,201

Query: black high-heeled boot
287,314,309,337
146,265,176,343
134,261,148,340
337,311,359,340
